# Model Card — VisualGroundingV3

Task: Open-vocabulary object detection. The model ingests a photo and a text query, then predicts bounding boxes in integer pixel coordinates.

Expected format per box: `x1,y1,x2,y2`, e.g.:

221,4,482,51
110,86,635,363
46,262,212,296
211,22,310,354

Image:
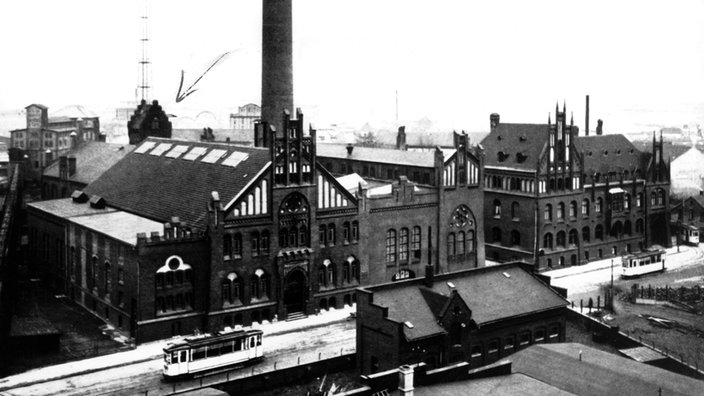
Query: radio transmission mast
138,0,152,102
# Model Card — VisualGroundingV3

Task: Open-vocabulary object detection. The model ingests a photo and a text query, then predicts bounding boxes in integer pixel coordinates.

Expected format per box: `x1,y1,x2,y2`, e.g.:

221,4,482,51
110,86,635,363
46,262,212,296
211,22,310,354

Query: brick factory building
26,109,485,343
480,104,671,270
355,262,568,374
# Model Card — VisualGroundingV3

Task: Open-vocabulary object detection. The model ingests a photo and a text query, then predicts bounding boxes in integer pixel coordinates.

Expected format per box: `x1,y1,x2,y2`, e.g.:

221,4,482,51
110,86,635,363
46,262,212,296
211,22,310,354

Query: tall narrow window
351,221,359,243
457,231,466,254
328,224,336,245
544,204,553,222
557,203,565,220
493,200,501,218
261,231,270,255
385,230,397,263
411,226,421,261
569,201,577,218
251,232,259,257
399,228,409,262
343,222,350,243
595,198,603,213
467,230,475,253
581,199,589,215
233,234,242,257
223,235,233,259
319,225,327,247
447,233,456,258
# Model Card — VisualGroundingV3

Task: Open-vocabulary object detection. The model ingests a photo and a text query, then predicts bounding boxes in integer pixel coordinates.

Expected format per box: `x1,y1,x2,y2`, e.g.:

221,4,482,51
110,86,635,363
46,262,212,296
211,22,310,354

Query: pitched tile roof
367,263,567,341
574,135,644,174
83,137,271,231
510,343,704,395
43,142,135,185
480,123,549,171
317,144,443,167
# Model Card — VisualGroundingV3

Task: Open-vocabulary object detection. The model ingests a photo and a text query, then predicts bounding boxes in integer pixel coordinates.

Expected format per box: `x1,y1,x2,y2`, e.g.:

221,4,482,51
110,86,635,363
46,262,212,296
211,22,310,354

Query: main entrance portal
283,269,307,314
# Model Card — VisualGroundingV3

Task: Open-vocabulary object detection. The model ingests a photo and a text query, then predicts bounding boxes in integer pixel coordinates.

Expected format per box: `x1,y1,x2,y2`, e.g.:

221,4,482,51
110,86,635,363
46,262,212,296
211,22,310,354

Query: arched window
568,229,578,246
223,234,233,259
651,191,657,206
349,257,360,281
624,194,631,210
595,225,604,240
233,233,242,256
319,225,327,246
569,201,577,218
624,220,632,236
493,199,501,218
543,233,553,249
492,227,502,245
582,199,590,216
467,230,475,253
636,192,643,207
511,202,520,220
636,218,644,233
544,204,553,222
261,230,270,255
385,229,397,263
411,226,421,261
510,230,521,246
557,203,565,220
610,221,622,238
556,231,566,247
447,232,456,257
399,228,409,262
343,260,351,283
318,263,326,286
657,189,665,205
457,231,466,255
327,261,336,286
596,198,603,213
251,269,269,300
582,226,591,242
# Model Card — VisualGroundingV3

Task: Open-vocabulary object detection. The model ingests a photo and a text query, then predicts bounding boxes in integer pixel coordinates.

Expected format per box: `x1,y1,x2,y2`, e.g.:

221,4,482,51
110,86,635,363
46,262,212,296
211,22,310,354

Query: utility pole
610,258,614,310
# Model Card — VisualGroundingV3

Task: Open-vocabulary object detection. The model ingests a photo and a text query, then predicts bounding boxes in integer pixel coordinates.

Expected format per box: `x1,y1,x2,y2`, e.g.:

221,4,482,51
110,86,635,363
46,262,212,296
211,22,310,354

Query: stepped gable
84,137,270,231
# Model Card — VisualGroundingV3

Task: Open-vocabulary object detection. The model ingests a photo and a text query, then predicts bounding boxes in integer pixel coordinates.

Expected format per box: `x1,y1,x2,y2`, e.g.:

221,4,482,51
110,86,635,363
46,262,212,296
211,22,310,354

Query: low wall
566,308,704,380
217,354,356,395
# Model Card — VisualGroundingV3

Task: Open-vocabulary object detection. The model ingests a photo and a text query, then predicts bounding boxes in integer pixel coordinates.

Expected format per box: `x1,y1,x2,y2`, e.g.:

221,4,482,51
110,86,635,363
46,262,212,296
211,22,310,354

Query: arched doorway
283,269,307,314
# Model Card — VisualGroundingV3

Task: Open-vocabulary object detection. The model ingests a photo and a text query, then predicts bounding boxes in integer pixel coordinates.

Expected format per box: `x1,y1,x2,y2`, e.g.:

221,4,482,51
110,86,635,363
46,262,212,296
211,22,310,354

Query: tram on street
163,328,264,380
621,247,666,278
679,223,700,246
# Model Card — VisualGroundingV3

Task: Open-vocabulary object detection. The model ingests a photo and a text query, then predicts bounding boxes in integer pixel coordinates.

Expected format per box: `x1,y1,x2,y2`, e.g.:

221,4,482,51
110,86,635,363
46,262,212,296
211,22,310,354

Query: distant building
10,104,101,180
670,192,704,243
670,145,704,197
41,142,134,200
128,100,172,145
355,262,568,374
480,105,671,269
229,103,260,132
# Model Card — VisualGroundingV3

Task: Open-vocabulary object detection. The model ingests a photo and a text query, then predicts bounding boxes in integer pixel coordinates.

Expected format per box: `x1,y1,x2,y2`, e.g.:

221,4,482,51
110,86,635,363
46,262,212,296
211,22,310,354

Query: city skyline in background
1,0,703,134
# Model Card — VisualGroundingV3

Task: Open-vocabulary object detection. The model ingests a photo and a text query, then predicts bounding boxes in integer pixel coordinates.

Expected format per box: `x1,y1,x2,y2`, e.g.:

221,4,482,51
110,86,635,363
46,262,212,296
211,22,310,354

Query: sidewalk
0,305,355,392
544,245,696,280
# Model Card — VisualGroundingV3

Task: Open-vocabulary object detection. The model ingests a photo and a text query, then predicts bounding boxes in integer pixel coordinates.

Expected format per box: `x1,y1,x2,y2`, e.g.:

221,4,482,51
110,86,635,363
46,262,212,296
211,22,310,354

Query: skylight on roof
149,143,173,156
201,149,228,163
134,141,156,154
447,282,455,288
165,145,189,158
502,272,511,278
182,146,207,161
404,321,414,329
222,151,249,167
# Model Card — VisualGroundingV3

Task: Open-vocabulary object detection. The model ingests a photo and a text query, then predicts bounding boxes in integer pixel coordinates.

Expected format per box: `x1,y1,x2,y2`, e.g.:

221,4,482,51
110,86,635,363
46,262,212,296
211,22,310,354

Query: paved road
3,320,356,396
549,245,704,304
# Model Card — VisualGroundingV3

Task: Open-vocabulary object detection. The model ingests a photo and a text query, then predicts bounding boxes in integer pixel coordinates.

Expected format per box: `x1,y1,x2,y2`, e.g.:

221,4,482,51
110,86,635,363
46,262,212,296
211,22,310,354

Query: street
547,245,704,304
1,319,356,396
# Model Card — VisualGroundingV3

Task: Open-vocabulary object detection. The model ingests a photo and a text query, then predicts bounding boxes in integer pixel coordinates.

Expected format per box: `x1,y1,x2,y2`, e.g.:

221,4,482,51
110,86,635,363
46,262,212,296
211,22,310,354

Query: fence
629,283,703,304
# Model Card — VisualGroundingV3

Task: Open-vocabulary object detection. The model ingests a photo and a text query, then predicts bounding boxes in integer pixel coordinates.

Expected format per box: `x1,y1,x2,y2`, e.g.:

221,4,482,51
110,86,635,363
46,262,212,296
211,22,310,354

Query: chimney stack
398,365,414,396
490,113,500,134
596,119,603,136
585,95,590,136
346,143,354,155
261,0,294,138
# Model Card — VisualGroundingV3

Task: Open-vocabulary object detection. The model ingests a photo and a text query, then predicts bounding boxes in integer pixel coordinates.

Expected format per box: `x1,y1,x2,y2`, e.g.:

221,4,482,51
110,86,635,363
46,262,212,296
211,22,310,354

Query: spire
563,100,566,115
548,113,551,125
555,102,559,116
570,112,574,125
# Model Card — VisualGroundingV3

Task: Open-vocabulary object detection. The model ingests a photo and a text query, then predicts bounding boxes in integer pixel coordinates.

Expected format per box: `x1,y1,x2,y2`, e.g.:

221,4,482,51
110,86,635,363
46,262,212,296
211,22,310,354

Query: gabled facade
481,104,671,271
27,110,486,343
127,99,172,145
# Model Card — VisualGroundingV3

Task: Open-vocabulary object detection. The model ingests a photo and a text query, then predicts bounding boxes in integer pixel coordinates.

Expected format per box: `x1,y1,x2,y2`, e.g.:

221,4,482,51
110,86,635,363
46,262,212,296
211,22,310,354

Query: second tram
621,247,666,278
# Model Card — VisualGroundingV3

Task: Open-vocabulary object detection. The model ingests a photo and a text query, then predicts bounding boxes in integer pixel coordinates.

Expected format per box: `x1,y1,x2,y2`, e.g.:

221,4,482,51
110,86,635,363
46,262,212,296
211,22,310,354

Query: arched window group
221,272,243,306
223,232,243,259
581,199,590,216
387,226,423,264
544,204,553,222
448,230,476,258
155,256,194,314
543,233,553,249
342,256,361,284
250,269,270,301
318,259,336,288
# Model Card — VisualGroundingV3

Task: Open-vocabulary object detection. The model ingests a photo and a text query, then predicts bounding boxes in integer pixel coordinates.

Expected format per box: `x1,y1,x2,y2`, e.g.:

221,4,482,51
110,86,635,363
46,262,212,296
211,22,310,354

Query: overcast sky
1,0,703,133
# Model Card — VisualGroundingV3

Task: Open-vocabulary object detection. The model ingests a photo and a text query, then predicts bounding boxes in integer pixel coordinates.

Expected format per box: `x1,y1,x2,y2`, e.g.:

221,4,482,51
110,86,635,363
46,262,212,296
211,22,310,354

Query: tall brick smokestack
261,0,294,138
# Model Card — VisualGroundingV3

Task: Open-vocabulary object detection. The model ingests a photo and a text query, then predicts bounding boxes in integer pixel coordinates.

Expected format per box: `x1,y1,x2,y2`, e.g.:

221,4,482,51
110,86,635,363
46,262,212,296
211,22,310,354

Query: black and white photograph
0,1,703,395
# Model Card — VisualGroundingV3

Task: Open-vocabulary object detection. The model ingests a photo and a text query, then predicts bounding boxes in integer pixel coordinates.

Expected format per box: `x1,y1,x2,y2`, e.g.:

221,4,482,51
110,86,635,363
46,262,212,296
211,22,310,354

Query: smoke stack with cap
585,95,590,136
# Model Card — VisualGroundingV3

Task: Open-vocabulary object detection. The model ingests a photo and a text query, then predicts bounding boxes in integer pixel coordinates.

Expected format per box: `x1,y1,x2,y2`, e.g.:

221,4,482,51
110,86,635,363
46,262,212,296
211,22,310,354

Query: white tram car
621,247,666,278
680,224,700,246
163,328,263,379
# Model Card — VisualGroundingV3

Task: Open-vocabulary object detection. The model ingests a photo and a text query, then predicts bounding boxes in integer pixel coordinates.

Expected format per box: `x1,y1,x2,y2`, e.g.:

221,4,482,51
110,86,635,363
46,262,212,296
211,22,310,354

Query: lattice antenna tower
138,0,152,102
